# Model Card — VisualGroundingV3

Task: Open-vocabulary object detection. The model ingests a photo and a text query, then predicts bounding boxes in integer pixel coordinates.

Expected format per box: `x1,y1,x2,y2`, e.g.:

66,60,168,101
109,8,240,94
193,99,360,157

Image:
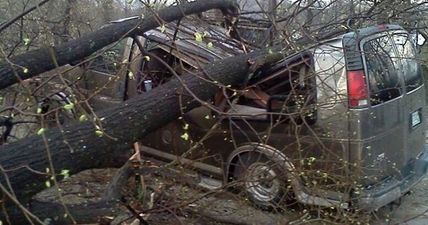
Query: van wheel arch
226,143,295,179
226,143,302,207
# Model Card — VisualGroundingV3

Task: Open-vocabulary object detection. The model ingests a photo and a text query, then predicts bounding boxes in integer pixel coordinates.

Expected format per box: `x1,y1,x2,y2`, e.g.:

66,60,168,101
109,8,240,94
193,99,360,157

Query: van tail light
347,70,368,107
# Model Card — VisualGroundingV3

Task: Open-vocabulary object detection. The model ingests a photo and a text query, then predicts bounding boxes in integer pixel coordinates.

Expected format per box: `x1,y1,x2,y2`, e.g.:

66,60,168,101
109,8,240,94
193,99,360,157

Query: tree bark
0,48,283,222
29,200,122,224
61,0,77,42
0,0,238,90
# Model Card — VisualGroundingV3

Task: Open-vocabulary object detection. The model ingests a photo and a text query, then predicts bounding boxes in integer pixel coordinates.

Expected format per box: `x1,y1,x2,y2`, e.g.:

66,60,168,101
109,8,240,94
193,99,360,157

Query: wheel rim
245,162,280,203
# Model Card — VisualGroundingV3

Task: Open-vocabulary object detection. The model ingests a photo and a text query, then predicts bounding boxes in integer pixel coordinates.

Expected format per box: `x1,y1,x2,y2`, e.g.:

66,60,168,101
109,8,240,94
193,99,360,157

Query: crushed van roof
110,16,246,64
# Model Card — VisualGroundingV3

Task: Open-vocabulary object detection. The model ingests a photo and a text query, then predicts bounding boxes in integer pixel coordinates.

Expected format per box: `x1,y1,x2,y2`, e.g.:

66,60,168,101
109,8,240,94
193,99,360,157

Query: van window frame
360,32,404,107
389,31,423,93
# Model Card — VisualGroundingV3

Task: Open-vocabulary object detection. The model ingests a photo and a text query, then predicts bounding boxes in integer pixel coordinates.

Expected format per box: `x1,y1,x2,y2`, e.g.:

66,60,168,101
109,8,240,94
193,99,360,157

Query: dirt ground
33,166,292,225
371,169,428,225
32,161,428,225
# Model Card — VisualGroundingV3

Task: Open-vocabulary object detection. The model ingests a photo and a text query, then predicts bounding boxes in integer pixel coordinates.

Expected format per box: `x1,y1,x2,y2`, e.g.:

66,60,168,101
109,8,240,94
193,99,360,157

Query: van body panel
313,40,349,140
357,146,428,211
348,97,405,182
403,86,426,167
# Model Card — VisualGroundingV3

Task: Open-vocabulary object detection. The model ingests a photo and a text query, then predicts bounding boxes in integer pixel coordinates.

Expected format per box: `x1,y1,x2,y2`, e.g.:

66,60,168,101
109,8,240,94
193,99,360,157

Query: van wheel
232,153,292,209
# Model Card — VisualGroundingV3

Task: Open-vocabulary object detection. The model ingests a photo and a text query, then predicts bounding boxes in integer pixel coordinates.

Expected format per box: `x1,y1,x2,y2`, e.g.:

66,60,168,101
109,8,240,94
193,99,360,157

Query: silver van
126,23,428,211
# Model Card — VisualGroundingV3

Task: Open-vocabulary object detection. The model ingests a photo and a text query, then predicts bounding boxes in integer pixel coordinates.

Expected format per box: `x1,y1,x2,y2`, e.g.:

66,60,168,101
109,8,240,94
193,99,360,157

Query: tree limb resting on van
0,45,284,223
0,0,239,90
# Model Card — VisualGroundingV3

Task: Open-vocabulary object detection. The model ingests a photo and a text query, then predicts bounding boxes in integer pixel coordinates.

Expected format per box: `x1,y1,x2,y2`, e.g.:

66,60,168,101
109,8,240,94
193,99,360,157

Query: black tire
232,152,292,209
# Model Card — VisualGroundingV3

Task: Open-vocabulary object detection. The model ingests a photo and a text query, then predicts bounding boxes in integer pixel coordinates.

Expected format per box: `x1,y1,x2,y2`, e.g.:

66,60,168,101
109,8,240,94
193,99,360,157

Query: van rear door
356,30,426,184
391,32,425,178
359,33,406,182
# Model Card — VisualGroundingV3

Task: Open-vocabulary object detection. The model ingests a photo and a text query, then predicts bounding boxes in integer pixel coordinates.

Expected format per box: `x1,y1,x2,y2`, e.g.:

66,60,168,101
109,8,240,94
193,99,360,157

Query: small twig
121,197,150,225
0,182,44,224
0,0,52,33
131,142,145,191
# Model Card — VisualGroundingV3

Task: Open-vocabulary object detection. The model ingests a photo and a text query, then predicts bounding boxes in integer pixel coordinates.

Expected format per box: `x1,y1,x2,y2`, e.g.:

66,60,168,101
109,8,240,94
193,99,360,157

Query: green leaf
37,107,42,114
143,55,151,61
45,180,51,188
194,32,203,42
207,42,213,48
23,37,30,46
37,128,46,136
128,71,134,80
95,130,103,137
160,24,166,33
180,132,189,141
63,103,74,111
183,123,189,130
23,68,29,73
60,169,70,179
79,114,87,122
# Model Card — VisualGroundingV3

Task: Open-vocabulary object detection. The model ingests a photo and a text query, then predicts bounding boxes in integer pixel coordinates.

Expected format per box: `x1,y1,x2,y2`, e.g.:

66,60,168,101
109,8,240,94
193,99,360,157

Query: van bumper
356,146,428,211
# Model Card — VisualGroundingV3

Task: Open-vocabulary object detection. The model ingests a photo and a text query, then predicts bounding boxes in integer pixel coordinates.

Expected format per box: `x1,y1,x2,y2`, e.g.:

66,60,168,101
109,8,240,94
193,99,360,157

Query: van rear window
363,36,401,106
392,33,422,92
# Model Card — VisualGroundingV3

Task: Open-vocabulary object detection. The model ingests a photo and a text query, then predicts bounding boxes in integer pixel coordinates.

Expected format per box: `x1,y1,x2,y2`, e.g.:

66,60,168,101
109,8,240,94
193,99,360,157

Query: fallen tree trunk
0,48,284,223
29,200,122,224
0,0,238,90
29,162,200,224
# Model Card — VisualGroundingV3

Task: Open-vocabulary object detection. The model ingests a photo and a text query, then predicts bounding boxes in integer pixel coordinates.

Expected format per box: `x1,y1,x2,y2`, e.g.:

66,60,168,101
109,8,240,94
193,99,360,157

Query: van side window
363,36,402,106
392,33,422,92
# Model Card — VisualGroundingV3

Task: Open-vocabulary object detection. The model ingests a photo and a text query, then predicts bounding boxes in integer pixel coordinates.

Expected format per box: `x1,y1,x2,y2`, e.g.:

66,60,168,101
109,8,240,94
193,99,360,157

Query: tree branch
0,0,238,90
0,0,52,34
